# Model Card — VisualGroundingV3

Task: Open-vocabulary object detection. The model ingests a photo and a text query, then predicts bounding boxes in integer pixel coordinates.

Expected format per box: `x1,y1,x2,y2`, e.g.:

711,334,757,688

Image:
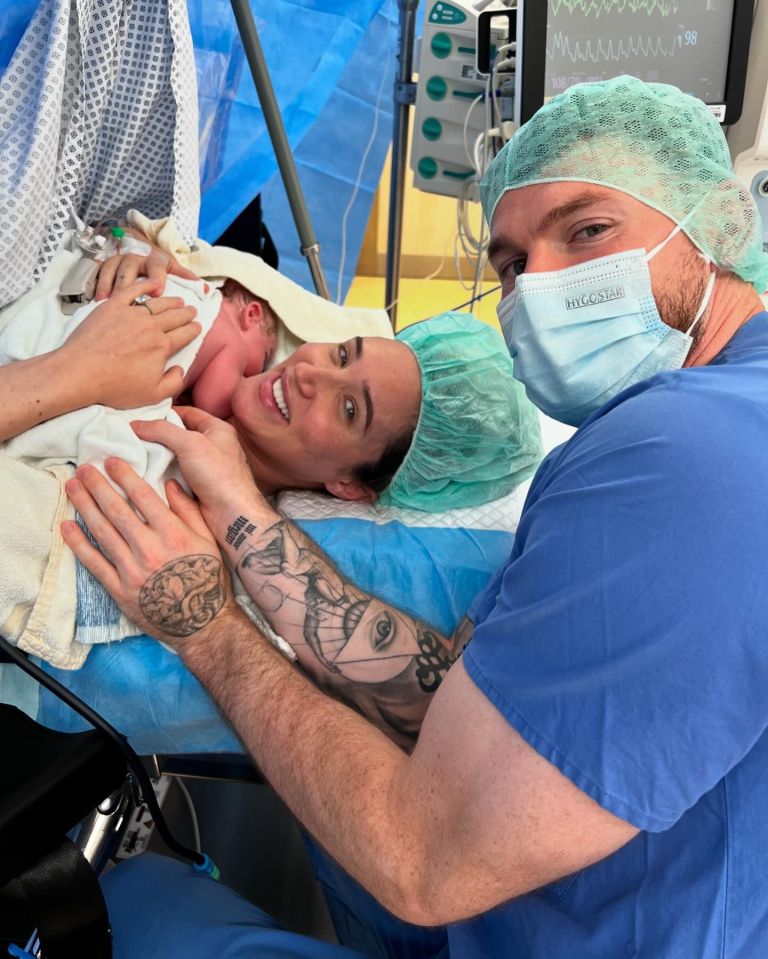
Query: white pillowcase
277,481,531,534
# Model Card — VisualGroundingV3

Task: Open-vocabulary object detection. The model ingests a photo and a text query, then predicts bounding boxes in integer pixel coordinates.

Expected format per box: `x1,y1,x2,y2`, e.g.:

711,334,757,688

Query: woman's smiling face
229,336,421,500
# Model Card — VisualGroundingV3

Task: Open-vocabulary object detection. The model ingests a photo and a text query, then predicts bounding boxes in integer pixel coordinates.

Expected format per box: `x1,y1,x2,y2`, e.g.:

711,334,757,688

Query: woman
3,238,541,512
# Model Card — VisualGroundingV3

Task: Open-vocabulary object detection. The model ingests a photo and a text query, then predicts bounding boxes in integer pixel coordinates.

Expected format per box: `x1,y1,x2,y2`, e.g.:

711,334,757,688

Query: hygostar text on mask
564,286,625,310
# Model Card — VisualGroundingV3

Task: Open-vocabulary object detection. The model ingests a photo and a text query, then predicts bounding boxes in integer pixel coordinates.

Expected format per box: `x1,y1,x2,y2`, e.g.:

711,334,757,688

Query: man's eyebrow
535,190,608,234
487,190,609,263
354,337,374,430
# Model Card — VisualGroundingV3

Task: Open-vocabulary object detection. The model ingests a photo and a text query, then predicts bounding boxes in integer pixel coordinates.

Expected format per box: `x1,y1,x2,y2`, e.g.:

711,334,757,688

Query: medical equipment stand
229,0,332,301
385,0,419,329
733,81,768,249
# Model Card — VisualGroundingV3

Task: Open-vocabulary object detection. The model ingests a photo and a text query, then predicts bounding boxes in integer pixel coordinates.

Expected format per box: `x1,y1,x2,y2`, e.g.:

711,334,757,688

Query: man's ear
324,477,378,504
240,299,264,330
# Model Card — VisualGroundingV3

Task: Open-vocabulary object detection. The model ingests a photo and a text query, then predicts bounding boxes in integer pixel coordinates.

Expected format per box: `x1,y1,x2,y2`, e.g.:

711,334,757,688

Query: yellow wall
345,273,501,330
349,115,500,331
357,122,495,283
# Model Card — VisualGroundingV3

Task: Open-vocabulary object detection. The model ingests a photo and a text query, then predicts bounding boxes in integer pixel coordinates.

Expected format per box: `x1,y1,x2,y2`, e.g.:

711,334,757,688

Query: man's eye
499,258,526,280
339,344,349,366
344,398,356,422
575,223,609,239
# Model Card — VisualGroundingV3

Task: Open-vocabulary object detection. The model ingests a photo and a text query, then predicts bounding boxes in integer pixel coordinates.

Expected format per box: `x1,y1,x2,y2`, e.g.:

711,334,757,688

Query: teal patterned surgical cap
379,312,542,512
481,75,768,293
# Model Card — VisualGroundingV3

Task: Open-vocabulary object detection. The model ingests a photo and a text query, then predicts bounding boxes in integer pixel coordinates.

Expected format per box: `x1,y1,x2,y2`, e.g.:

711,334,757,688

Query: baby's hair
221,278,276,335
221,277,264,308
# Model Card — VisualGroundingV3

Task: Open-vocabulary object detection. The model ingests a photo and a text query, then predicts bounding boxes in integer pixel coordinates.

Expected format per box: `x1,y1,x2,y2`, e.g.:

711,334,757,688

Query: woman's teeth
272,378,289,420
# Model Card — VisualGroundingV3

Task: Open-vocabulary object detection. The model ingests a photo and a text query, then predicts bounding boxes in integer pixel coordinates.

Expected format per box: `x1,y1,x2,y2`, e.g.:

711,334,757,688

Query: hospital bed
0,486,527,954
0,6,511,948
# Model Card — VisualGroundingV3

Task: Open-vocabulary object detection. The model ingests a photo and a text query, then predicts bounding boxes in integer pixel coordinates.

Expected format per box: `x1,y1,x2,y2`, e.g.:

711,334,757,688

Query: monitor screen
517,0,752,125
544,0,735,116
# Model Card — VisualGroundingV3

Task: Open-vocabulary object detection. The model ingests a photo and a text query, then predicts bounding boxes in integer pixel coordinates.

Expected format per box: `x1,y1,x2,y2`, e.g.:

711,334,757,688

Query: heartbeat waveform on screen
548,30,680,63
550,0,680,17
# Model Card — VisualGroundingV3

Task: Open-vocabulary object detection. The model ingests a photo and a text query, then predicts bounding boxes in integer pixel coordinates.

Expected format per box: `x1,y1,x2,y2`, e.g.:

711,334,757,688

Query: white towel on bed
0,455,82,666
126,210,395,363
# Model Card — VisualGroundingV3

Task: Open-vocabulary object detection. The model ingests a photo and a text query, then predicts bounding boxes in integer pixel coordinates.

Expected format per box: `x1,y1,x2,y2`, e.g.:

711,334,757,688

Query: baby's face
244,313,277,375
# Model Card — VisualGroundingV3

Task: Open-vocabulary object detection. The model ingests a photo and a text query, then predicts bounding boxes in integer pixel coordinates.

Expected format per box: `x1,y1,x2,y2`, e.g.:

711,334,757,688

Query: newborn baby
0,272,278,421
181,277,277,418
0,271,279,504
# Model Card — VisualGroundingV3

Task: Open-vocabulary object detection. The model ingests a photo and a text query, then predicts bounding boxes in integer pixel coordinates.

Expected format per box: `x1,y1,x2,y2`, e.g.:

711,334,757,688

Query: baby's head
221,278,278,374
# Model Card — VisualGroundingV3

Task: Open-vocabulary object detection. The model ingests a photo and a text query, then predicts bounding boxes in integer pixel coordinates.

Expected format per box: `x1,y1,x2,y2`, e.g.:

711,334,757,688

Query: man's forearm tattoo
225,515,257,551
415,629,454,692
230,517,455,693
139,554,226,637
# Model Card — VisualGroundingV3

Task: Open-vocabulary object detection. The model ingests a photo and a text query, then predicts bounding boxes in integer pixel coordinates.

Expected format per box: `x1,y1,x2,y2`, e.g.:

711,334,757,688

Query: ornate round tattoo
139,554,226,637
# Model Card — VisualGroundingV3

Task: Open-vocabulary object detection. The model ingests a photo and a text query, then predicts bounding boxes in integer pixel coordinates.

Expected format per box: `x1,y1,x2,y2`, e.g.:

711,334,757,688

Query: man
64,77,768,956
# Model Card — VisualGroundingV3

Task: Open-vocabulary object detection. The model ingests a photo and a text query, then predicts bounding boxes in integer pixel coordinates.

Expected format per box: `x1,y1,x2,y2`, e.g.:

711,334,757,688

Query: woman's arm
0,280,200,442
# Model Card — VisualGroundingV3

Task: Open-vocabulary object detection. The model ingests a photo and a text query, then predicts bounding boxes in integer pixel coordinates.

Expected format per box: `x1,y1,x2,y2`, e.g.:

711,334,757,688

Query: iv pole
384,0,419,328
230,0,332,300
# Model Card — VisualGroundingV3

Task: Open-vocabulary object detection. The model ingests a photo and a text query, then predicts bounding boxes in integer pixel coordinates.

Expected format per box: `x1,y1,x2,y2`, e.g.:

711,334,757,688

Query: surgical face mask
496,224,716,427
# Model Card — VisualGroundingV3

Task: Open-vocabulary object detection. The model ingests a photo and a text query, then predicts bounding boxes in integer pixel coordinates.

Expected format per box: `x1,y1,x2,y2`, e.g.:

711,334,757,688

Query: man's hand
132,406,265,525
94,228,199,300
62,279,201,410
61,459,234,649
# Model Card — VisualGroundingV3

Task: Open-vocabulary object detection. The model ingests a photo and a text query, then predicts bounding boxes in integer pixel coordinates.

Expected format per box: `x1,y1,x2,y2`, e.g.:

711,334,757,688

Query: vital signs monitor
516,0,753,125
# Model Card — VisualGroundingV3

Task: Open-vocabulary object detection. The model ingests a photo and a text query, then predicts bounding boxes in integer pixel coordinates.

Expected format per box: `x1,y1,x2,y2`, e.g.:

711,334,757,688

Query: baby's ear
240,299,264,330
324,477,377,504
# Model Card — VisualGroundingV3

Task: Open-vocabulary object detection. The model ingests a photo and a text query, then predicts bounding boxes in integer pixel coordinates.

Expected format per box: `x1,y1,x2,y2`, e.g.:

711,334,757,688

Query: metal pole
385,0,419,329
230,0,331,300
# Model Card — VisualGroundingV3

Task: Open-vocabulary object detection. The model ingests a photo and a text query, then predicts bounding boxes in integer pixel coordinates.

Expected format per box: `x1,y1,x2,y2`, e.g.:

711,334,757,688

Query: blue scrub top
458,313,768,958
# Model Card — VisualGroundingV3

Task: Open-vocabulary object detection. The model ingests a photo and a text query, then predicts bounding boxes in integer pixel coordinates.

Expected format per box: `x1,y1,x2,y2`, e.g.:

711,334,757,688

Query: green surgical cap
379,311,542,512
481,75,768,293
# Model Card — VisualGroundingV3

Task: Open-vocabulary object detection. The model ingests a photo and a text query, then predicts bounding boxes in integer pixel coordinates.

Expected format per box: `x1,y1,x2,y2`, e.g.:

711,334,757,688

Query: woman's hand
94,228,199,300
62,278,201,409
62,459,235,649
131,406,263,525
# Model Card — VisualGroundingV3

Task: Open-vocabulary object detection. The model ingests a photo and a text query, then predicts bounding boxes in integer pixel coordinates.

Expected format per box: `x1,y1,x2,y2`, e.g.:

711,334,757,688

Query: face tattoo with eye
301,587,420,685
324,600,419,684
